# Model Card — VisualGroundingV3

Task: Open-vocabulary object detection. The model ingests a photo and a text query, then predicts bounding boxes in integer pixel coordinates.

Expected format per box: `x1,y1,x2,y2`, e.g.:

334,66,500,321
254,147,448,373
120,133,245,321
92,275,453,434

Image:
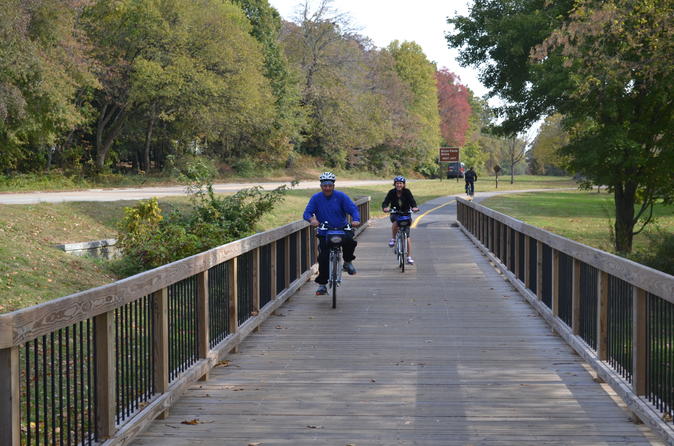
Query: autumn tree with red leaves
435,68,471,147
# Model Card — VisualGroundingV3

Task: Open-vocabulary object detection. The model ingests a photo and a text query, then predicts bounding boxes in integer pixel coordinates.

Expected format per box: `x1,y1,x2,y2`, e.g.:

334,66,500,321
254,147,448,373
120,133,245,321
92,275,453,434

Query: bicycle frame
390,210,412,272
318,222,351,308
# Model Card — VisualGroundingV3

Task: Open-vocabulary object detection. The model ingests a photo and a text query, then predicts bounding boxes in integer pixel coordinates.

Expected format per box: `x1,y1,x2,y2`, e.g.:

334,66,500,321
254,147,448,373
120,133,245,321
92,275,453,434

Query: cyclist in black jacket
382,176,419,264
464,167,478,197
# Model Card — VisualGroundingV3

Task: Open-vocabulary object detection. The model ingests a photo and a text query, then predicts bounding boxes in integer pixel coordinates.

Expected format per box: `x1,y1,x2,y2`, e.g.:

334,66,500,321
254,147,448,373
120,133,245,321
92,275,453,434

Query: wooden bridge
1,195,672,445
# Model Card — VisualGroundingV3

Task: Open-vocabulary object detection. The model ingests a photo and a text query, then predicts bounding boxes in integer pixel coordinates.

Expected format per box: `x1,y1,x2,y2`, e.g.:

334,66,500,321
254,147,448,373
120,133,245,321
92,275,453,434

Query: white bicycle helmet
319,171,336,183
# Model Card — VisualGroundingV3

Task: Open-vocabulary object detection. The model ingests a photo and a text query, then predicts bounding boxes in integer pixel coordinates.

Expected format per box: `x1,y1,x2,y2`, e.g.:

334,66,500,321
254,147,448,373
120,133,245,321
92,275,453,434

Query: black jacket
465,170,478,182
382,188,417,212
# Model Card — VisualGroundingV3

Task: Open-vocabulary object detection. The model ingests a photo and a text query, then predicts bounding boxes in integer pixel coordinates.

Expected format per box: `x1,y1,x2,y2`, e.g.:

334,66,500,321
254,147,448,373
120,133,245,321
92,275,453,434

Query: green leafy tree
387,41,441,169
528,114,569,175
447,0,674,253
83,0,276,170
0,0,96,171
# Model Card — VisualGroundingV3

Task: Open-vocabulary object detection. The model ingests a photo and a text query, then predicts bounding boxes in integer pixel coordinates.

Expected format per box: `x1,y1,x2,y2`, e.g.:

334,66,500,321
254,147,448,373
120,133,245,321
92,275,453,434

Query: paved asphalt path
0,179,393,204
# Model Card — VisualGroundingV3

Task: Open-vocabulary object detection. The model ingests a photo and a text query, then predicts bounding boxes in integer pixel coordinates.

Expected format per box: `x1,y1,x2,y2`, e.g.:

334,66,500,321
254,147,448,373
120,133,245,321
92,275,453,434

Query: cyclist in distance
382,176,419,265
303,172,361,295
464,166,478,197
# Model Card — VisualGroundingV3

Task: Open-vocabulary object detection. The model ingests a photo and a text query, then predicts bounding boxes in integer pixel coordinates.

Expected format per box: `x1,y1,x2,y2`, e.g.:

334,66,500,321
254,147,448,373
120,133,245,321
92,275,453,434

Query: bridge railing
0,197,370,446
457,198,673,443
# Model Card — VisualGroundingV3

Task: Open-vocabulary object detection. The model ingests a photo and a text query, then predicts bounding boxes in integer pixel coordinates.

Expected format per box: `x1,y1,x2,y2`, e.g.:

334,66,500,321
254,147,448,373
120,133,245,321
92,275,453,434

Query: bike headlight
329,235,343,244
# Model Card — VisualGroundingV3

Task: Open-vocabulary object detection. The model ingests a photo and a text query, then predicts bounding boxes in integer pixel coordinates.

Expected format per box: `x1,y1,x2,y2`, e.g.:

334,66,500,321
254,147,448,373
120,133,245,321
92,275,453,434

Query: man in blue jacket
303,172,361,295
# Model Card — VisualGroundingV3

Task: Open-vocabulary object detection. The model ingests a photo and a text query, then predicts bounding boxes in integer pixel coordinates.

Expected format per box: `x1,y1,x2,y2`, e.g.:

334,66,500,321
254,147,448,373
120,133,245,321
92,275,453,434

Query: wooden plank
536,240,543,300
515,231,521,280
228,259,238,350
152,288,169,408
552,250,560,317
270,241,278,299
196,271,209,381
0,347,19,446
632,287,647,396
597,271,609,361
572,259,581,336
95,311,116,439
457,198,674,303
524,236,531,289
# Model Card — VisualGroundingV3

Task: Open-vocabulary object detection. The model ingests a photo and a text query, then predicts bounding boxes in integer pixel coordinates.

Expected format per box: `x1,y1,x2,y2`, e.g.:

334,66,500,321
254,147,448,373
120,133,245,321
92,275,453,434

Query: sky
267,0,489,98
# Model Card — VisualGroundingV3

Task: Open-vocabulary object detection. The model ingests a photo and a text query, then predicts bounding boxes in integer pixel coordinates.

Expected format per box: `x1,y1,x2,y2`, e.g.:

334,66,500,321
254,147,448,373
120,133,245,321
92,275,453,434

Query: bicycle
389,209,412,273
465,181,475,200
318,222,352,308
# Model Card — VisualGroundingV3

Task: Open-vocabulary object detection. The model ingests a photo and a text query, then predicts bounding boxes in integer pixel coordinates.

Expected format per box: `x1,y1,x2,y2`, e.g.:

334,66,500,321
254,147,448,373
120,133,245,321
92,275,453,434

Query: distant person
382,176,419,265
465,167,477,197
303,172,360,295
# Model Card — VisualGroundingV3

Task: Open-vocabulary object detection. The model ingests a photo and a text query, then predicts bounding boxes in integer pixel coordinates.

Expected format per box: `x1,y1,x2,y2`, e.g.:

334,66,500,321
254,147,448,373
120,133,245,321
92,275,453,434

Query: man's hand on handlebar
383,207,390,213
309,216,319,227
412,207,419,212
351,221,361,227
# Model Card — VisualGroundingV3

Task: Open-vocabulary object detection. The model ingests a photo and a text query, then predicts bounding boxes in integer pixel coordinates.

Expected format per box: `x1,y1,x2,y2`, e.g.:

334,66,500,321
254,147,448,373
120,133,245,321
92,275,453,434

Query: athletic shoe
406,257,414,265
342,262,357,275
316,285,327,295
388,238,395,247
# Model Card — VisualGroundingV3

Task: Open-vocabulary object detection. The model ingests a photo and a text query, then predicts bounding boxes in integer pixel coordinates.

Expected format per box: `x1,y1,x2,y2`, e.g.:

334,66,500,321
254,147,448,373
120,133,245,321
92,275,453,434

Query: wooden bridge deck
132,197,663,446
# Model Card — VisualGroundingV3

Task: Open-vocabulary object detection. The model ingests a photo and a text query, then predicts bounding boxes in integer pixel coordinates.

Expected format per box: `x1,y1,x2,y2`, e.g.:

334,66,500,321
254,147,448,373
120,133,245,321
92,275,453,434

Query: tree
505,136,528,184
83,0,276,170
0,0,96,171
387,41,441,169
528,114,568,175
436,68,471,147
447,0,674,253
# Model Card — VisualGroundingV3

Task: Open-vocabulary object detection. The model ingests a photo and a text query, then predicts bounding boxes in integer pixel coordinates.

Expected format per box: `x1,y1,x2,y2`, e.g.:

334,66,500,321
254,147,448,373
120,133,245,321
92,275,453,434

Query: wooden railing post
95,311,116,438
597,271,609,360
304,228,311,274
524,236,531,289
295,231,302,280
515,232,521,279
552,250,560,316
252,248,260,332
632,287,647,395
271,241,278,299
506,225,511,269
572,259,581,335
536,241,543,300
284,236,290,289
152,287,169,418
197,271,209,380
228,258,239,352
0,346,20,446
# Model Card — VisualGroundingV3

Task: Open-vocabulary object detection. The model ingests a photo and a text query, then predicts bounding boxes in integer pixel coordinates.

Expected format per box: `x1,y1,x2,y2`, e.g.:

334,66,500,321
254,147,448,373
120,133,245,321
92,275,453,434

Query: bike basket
326,229,346,244
396,215,412,227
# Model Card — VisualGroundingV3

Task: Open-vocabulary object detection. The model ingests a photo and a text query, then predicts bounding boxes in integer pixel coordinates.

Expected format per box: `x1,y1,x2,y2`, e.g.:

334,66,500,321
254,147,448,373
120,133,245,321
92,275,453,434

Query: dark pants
315,234,357,285
465,181,474,195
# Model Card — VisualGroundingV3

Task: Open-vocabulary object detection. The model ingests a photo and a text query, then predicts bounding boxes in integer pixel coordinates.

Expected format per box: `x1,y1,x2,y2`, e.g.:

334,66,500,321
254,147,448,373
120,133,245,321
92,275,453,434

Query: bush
630,231,674,275
115,183,287,275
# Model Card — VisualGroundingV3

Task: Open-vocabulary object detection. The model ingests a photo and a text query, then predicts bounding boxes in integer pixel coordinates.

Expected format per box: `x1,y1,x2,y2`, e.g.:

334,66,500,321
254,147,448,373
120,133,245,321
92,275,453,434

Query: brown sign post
439,147,459,162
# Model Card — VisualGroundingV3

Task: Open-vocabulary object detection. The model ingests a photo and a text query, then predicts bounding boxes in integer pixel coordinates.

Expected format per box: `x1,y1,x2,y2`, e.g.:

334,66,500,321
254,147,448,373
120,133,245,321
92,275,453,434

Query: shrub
116,183,287,275
630,231,674,275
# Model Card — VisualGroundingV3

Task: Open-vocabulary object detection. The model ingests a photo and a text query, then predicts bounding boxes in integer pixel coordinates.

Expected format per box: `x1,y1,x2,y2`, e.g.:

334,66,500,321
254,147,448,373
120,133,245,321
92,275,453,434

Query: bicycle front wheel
331,251,339,309
400,232,407,273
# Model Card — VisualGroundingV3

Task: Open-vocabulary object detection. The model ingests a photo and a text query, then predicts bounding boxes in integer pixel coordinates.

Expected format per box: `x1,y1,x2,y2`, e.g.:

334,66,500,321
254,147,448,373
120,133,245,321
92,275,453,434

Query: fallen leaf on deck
181,419,200,425
306,425,323,429
216,360,231,367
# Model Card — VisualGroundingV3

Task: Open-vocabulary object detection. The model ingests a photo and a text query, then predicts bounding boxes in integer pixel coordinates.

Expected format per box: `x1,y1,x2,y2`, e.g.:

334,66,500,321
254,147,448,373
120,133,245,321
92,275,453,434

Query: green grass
481,190,674,255
0,175,575,312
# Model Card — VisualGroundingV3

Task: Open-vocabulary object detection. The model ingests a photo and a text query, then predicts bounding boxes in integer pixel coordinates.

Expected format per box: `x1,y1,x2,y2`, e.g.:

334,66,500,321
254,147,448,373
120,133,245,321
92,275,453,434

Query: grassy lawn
0,175,575,312
480,190,674,255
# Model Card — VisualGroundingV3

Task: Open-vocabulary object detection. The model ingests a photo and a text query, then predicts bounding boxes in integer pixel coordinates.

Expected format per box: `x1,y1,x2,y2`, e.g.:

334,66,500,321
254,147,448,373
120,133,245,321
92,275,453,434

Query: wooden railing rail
456,198,674,445
0,197,370,446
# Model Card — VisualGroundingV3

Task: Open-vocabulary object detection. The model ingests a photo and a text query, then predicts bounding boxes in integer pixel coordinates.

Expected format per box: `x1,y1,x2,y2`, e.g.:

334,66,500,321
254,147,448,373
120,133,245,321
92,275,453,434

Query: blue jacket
303,190,360,234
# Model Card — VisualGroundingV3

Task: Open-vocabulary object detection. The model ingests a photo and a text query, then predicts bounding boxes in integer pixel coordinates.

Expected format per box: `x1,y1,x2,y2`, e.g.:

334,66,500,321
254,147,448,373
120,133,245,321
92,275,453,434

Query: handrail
456,197,674,445
0,196,371,446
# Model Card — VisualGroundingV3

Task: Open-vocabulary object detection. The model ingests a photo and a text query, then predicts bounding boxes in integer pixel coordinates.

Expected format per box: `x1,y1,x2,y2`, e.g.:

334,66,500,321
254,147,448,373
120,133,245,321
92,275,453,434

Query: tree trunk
614,183,636,254
96,103,127,169
143,110,155,173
